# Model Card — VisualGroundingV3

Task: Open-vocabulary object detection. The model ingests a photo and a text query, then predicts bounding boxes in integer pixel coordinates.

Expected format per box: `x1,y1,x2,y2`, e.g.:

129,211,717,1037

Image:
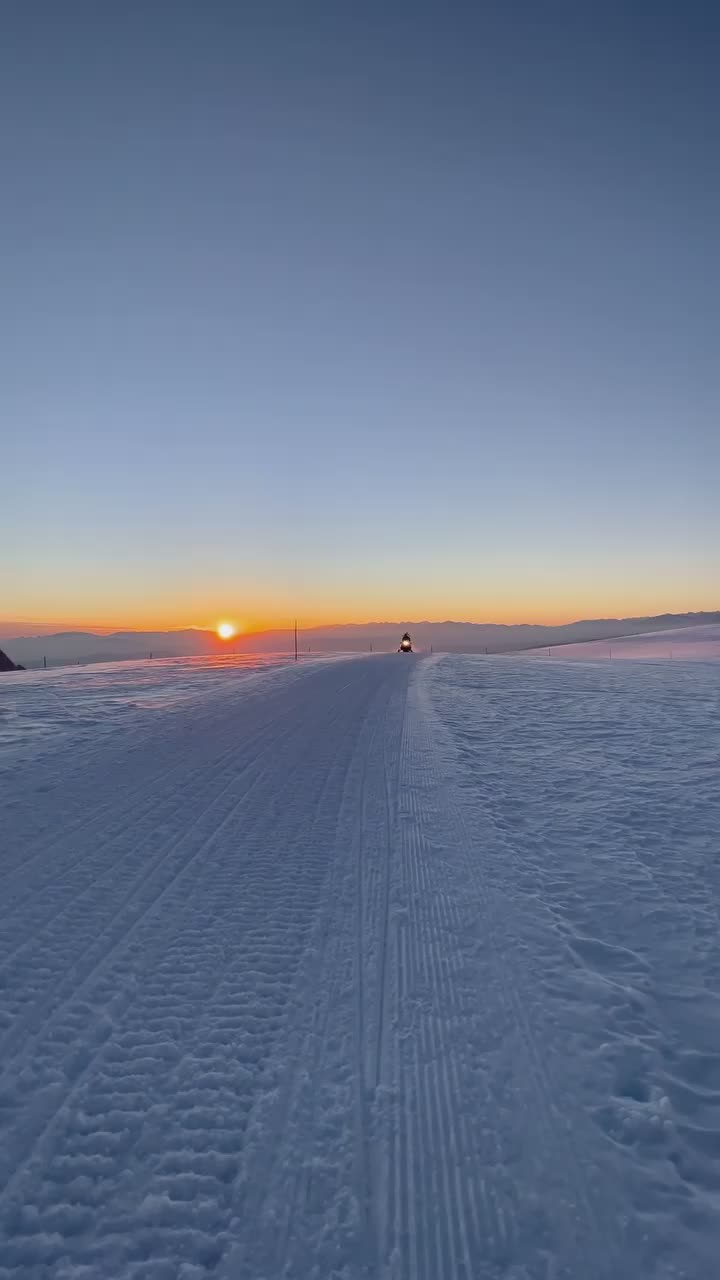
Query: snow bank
524,622,720,661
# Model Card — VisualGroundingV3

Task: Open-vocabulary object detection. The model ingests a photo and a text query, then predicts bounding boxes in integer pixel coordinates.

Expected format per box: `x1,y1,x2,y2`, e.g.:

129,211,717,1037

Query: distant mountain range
3,612,719,669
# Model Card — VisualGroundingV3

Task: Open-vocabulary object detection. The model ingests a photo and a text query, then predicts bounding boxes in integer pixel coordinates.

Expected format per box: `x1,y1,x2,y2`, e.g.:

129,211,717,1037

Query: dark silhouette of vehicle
398,633,413,653
0,648,24,672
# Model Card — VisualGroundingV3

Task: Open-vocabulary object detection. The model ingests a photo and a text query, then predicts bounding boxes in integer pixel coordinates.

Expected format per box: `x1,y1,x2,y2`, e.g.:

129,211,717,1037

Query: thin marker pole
294,619,298,662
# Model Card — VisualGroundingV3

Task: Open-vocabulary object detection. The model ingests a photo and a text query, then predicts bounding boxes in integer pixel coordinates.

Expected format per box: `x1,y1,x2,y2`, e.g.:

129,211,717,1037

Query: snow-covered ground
0,653,331,765
524,622,720,662
1,652,719,1278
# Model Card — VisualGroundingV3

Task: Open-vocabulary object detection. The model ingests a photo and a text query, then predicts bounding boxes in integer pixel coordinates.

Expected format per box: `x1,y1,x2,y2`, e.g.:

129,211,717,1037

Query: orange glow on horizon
2,589,718,639
3,563,718,639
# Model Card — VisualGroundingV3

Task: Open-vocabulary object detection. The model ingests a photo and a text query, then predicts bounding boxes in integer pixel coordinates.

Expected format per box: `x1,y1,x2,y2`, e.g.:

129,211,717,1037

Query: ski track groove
82,680,355,1267
0,700,297,1071
0,666,349,1016
0,659,406,1278
238,706,375,1279
351,710,375,1274
0,674,264,886
0,750,279,1201
389,662,619,1279
0,677,358,1205
0,666,325,930
234,734,361,1278
0,677,320,983
217,672,410,1280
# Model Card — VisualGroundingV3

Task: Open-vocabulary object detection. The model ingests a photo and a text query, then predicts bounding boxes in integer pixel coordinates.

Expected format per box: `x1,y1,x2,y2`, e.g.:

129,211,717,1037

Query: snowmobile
398,632,413,653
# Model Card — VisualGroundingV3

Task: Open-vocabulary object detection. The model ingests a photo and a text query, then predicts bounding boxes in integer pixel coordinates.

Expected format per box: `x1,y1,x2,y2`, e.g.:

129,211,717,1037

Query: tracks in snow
226,663,408,1280
3,652,706,1277
225,657,629,1280
0,659,404,1278
386,663,633,1280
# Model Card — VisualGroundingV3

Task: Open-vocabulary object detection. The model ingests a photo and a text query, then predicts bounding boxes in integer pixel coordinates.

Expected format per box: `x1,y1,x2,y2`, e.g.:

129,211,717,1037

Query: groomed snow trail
1,653,719,1278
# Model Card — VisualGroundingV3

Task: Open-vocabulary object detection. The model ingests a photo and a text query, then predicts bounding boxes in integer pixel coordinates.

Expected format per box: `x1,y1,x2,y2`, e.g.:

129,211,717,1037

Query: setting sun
217,622,235,640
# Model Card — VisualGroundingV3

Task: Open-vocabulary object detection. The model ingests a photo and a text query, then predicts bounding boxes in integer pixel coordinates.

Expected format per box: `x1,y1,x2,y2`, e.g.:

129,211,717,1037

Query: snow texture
1,651,719,1278
525,622,720,662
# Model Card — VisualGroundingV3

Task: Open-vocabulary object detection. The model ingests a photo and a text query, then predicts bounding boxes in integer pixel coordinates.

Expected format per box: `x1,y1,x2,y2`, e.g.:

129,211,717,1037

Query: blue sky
2,1,718,629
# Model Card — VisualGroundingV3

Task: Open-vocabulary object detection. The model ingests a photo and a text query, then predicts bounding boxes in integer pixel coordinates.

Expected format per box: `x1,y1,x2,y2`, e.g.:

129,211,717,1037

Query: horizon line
3,606,719,642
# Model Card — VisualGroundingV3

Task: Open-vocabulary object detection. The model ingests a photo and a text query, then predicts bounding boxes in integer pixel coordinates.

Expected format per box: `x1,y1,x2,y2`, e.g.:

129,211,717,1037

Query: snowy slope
1,654,719,1278
524,622,720,661
0,653,349,768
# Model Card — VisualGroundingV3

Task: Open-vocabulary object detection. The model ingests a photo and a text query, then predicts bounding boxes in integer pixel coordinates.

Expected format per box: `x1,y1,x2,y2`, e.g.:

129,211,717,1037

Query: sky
2,1,718,634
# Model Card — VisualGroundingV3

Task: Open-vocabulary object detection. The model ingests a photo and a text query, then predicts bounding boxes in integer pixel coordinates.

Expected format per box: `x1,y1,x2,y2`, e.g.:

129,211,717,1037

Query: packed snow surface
1,652,719,1278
